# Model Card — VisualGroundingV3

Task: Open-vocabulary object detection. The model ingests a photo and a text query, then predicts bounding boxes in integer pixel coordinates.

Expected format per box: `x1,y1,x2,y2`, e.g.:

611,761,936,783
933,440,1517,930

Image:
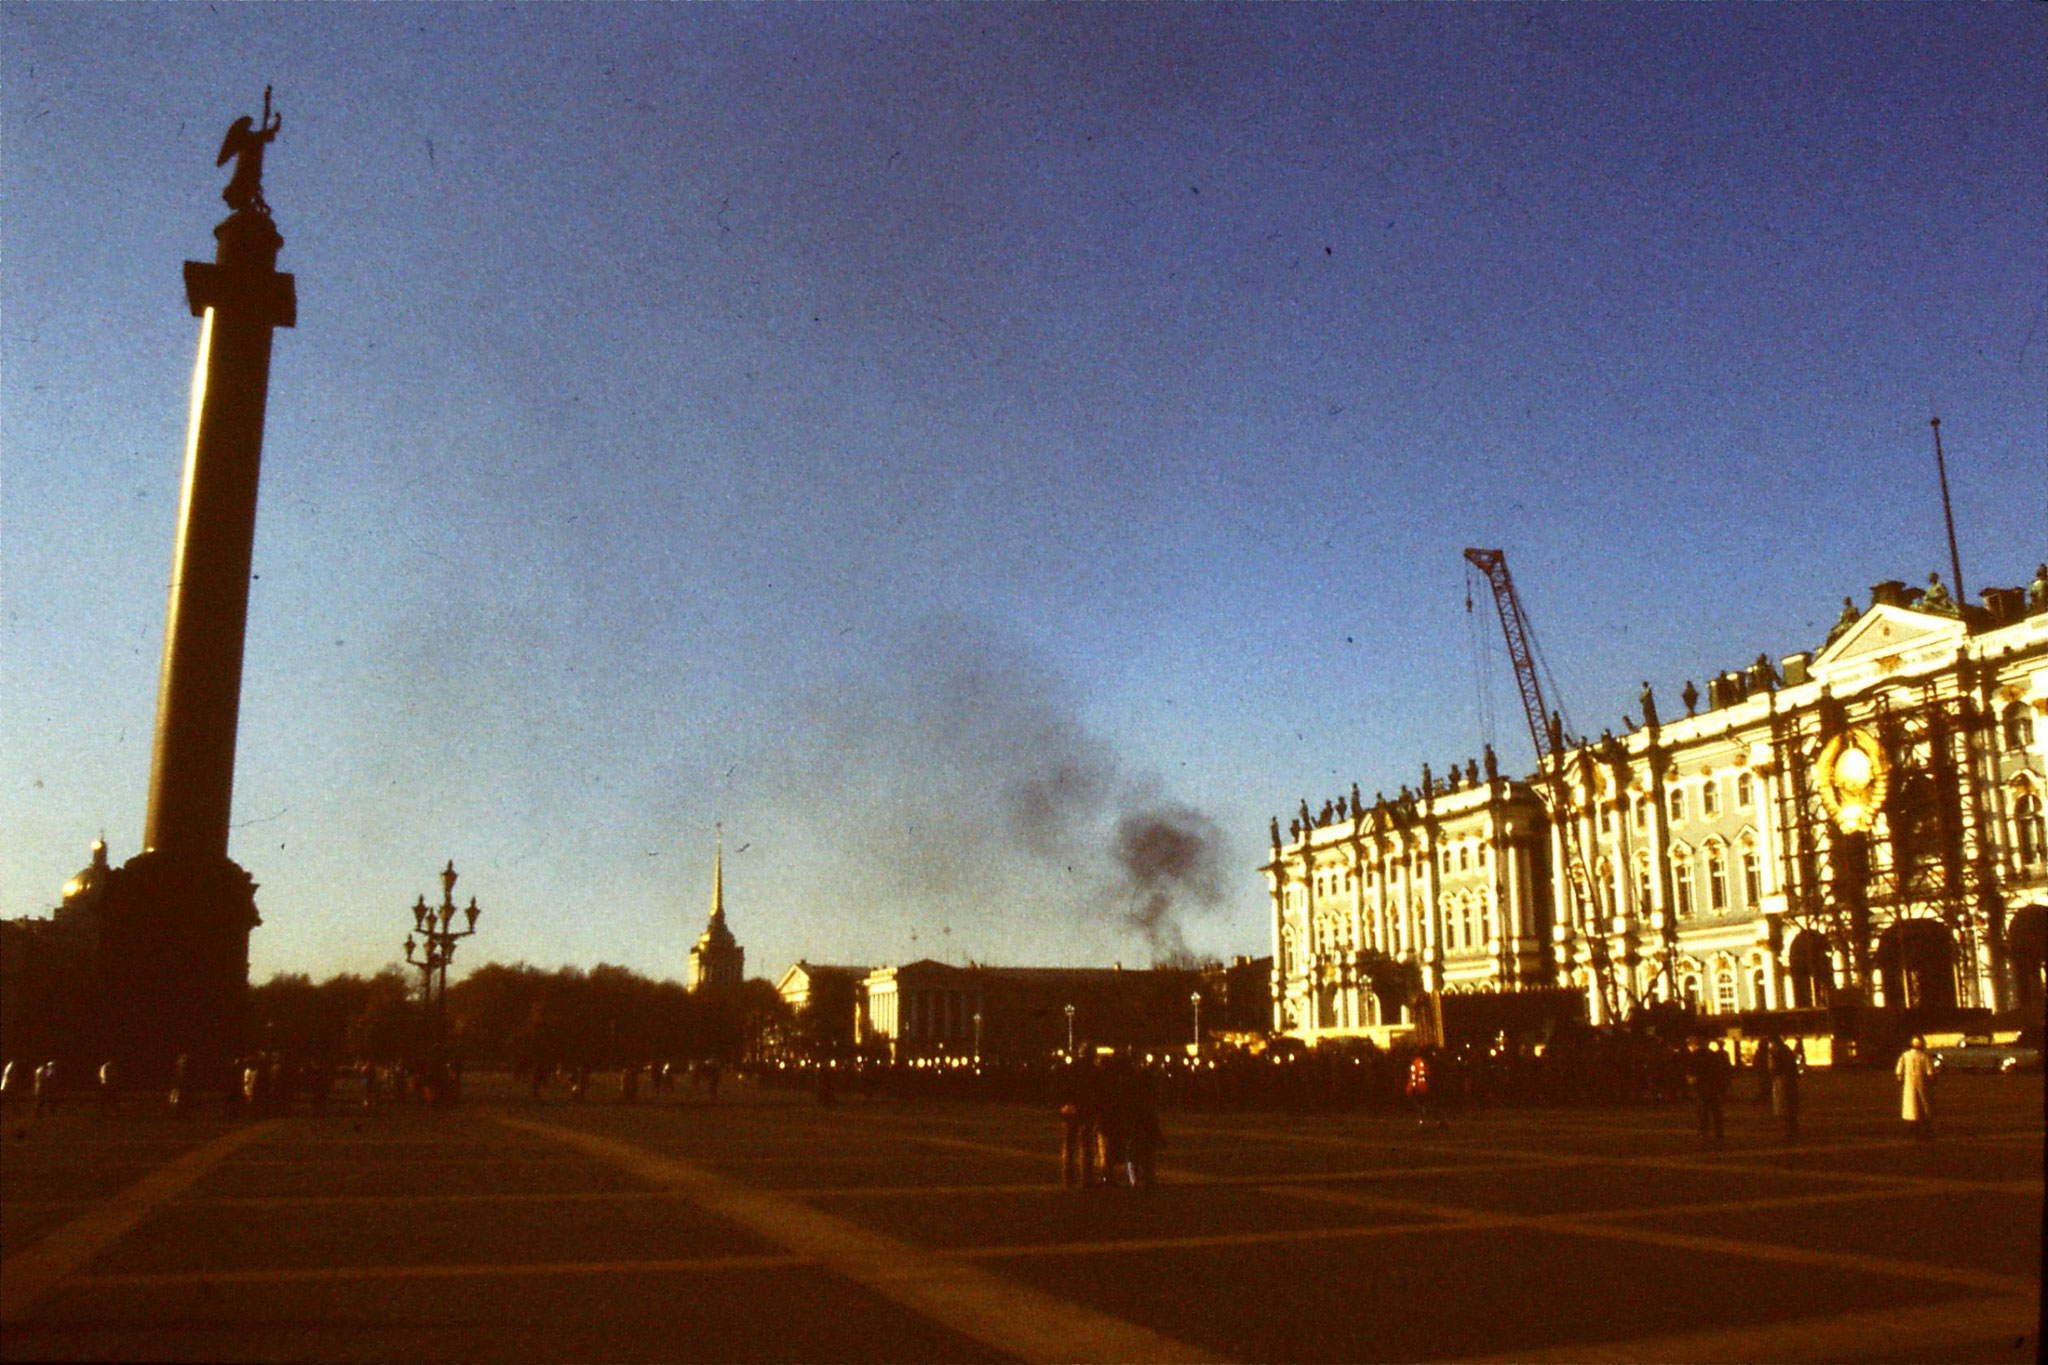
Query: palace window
1741,842,1762,907
1636,855,1653,912
2005,703,2035,753
1706,845,1729,913
1634,799,1648,832
1736,772,1754,808
1671,853,1696,918
1459,845,1472,872
2017,793,2045,865
1702,779,1721,818
1464,897,1479,949
1715,966,1737,1015
1668,785,1687,823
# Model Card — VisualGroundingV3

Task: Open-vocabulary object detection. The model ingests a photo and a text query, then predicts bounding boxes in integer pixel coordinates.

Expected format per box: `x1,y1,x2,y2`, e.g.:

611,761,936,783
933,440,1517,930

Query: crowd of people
0,1030,1968,1148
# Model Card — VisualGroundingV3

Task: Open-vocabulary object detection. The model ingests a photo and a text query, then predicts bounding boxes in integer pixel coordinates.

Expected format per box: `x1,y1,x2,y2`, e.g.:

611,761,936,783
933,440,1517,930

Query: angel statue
217,87,282,216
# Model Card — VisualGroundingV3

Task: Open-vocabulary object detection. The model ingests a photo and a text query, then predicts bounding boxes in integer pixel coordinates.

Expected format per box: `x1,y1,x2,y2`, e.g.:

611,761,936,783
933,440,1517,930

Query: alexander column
97,92,296,1082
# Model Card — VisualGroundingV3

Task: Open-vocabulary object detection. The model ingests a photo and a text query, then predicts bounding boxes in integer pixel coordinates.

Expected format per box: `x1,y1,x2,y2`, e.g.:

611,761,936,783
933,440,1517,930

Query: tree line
248,963,792,1071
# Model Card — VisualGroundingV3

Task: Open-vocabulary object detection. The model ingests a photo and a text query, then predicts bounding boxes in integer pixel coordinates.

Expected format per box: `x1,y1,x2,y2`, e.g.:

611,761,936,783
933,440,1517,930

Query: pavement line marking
496,1114,1220,1365
1461,1293,2041,1364
1174,1119,2045,1195
73,1251,808,1289
1,1119,282,1324
1264,1183,2036,1296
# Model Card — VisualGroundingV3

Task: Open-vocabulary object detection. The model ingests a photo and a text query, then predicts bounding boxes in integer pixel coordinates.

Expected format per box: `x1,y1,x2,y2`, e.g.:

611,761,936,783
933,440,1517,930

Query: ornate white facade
1268,568,2048,1042
1266,760,1553,1043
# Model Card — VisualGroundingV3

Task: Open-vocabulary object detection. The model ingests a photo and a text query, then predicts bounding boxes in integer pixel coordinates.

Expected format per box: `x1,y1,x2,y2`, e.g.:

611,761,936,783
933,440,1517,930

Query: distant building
1201,954,1276,1036
857,960,1207,1061
1268,567,2048,1042
773,961,870,1057
1,839,113,1065
686,835,744,992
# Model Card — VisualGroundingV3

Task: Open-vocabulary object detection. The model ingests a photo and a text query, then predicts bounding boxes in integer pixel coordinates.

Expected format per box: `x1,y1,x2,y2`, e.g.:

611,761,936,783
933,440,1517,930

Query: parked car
1929,1036,2043,1074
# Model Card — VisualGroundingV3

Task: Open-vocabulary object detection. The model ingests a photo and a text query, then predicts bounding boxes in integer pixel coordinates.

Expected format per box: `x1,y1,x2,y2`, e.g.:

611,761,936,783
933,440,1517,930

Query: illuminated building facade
1269,568,2048,1041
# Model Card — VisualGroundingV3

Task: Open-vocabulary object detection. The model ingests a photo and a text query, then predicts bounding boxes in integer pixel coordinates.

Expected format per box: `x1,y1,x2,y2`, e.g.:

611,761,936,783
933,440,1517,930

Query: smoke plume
751,616,1231,965
1113,803,1226,962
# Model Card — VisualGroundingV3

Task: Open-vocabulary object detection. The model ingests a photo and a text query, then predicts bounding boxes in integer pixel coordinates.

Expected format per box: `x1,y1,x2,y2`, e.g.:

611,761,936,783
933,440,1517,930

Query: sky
4,4,2044,988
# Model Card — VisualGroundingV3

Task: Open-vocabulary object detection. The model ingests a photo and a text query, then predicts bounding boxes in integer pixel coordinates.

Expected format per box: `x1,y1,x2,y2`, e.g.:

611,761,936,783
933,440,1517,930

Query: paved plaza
1,1069,2040,1363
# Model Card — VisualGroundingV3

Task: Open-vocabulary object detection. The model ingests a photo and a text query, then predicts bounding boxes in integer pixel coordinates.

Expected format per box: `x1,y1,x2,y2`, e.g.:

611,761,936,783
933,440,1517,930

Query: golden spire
709,821,726,925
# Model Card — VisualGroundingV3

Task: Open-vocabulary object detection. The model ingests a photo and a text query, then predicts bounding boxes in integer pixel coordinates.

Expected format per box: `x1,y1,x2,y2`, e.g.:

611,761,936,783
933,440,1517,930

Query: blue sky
4,4,2043,986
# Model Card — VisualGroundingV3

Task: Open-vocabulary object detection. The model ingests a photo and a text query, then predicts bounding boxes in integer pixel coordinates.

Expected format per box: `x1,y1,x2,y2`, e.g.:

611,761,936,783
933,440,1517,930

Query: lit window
1715,968,1737,1014
2017,794,2045,865
2005,703,2036,753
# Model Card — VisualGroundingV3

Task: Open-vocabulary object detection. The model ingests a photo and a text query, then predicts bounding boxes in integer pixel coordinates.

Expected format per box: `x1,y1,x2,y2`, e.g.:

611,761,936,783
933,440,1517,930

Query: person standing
1895,1034,1935,1140
1764,1036,1800,1142
1687,1039,1731,1142
1407,1049,1446,1127
1058,1052,1100,1190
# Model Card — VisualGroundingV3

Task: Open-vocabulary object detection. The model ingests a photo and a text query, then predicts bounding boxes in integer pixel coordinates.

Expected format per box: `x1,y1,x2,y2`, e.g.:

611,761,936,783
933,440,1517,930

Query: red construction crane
1463,548,1622,1022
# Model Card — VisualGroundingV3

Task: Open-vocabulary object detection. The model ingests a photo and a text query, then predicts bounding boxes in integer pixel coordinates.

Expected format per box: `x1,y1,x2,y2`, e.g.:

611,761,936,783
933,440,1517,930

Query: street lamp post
972,1011,983,1066
1064,1003,1075,1058
1191,990,1203,1057
404,859,481,1103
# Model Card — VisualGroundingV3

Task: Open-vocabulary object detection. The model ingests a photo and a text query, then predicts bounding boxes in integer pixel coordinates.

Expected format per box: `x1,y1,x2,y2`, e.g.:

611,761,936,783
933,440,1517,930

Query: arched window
1750,968,1767,1009
1671,848,1696,919
2017,793,2046,865
1669,785,1687,824
1463,895,1479,949
2005,702,2035,753
1740,839,1762,908
1706,844,1729,913
1635,854,1653,913
1714,963,1737,1015
1736,771,1755,808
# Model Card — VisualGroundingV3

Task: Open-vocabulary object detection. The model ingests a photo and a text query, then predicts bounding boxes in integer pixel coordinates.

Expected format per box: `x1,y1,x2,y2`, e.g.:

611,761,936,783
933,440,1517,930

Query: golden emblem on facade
1816,728,1889,834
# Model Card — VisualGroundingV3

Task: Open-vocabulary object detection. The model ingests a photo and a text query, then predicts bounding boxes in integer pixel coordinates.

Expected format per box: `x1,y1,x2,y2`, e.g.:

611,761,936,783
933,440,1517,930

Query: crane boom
1463,547,1622,1023
1463,548,1567,763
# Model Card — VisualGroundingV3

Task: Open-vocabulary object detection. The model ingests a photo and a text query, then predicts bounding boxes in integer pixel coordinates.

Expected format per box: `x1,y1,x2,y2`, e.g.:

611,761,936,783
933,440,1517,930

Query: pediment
1811,605,1965,676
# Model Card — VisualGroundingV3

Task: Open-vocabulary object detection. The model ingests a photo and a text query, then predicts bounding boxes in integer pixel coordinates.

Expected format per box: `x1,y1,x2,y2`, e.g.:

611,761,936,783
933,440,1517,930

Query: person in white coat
1895,1035,1935,1140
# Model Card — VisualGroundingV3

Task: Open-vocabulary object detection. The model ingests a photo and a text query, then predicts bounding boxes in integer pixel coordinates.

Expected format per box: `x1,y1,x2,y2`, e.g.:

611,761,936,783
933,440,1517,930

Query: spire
709,823,726,925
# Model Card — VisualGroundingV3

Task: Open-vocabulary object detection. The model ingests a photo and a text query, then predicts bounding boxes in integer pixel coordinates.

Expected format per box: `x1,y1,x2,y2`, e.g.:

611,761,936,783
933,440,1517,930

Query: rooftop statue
1825,595,1860,644
1920,572,1956,615
217,87,282,217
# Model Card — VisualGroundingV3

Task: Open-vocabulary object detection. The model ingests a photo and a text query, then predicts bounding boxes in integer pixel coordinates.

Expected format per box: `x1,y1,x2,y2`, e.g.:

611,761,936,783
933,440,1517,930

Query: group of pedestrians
1056,1050,1163,1191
